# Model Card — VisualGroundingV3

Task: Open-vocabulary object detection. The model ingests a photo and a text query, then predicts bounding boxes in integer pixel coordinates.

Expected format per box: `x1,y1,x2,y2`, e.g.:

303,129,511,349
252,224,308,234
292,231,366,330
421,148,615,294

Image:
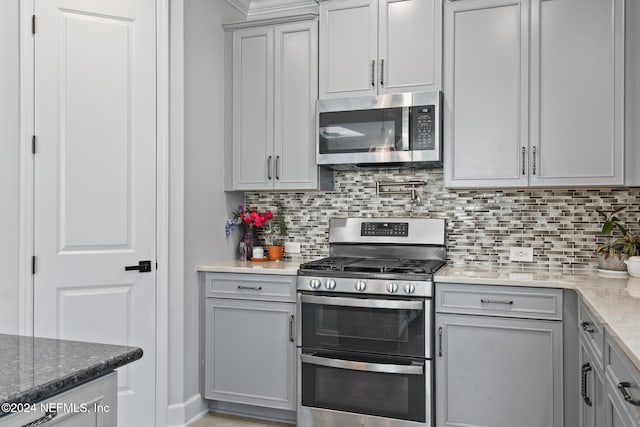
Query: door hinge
32,135,36,154
32,15,36,35
32,256,36,275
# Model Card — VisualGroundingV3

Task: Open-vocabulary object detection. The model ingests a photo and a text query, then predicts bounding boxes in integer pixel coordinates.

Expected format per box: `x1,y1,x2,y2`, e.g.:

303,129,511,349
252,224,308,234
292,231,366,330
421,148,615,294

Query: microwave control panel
410,105,435,151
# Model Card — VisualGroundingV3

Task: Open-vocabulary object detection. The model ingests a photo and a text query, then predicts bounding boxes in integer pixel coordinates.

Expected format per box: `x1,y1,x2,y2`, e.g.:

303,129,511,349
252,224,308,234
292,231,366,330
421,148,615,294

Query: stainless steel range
296,217,446,427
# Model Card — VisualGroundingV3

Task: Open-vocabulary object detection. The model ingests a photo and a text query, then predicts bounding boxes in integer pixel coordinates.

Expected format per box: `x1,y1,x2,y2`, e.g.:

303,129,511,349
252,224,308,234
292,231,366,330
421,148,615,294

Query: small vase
239,224,259,261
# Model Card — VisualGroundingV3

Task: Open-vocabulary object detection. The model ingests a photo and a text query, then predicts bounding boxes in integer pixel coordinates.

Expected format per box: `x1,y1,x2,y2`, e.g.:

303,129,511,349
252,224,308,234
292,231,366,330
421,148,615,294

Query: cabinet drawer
579,299,605,371
435,284,563,320
205,273,296,302
605,334,640,424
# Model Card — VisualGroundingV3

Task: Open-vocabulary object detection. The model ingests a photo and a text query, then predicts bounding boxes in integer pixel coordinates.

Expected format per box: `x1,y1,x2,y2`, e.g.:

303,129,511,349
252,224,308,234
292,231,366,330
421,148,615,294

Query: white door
33,0,157,426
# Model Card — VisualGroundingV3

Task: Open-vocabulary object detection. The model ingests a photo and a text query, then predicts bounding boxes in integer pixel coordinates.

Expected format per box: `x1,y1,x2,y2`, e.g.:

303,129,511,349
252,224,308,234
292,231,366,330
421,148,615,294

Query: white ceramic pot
625,256,640,278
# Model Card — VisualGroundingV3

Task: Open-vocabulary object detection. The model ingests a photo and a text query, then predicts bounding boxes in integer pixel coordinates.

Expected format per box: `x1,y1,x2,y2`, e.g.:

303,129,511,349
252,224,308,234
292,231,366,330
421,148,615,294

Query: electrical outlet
285,242,301,254
510,247,534,262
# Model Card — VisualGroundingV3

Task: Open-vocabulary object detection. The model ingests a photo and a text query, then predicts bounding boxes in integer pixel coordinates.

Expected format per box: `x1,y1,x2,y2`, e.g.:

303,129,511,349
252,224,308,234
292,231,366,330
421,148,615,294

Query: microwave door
318,108,408,164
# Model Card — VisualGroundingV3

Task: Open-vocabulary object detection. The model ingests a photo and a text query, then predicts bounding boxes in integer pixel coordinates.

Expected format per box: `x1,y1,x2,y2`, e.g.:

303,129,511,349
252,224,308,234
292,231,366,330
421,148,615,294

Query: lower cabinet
604,332,640,427
579,339,606,427
203,273,296,411
579,300,606,427
0,372,117,427
435,284,563,427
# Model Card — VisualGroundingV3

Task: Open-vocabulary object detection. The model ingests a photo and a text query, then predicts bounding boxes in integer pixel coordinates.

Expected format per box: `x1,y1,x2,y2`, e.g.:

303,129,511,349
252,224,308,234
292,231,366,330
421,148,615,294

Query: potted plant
225,205,272,260
594,207,629,271
267,201,287,260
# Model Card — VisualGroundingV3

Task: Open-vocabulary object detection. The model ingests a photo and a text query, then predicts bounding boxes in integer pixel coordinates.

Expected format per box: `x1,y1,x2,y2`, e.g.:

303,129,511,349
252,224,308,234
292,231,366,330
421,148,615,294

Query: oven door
299,350,429,424
299,293,429,358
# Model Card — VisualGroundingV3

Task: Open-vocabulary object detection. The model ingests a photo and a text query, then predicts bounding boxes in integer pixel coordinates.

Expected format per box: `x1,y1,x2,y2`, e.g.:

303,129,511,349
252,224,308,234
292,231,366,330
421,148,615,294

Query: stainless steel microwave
316,91,442,169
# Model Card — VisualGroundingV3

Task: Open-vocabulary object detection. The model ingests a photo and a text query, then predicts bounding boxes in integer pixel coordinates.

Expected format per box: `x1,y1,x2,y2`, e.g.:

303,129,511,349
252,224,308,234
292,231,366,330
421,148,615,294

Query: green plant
264,202,288,246
594,207,627,259
615,231,640,257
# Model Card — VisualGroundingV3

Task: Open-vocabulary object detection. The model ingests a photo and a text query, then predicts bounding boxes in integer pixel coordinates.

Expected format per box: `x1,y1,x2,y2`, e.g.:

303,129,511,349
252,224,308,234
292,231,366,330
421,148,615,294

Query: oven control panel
361,222,408,237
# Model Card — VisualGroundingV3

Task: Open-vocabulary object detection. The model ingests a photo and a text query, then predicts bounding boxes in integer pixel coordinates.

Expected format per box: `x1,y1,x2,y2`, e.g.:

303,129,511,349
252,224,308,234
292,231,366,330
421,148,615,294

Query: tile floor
190,412,293,427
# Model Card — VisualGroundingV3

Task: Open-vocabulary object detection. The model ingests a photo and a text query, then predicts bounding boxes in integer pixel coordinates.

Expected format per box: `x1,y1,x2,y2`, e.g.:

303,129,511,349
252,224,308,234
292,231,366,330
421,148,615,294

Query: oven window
301,352,426,422
301,296,425,358
319,108,404,154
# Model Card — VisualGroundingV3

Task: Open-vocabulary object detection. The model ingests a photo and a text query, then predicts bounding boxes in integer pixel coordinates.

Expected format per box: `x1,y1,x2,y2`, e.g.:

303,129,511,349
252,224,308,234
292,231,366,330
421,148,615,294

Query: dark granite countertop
0,334,142,414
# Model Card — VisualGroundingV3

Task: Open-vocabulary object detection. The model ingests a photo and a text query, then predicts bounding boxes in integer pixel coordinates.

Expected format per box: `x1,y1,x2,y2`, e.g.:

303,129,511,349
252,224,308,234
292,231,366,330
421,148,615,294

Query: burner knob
355,280,367,292
309,278,321,289
325,279,337,290
403,283,416,294
387,283,398,293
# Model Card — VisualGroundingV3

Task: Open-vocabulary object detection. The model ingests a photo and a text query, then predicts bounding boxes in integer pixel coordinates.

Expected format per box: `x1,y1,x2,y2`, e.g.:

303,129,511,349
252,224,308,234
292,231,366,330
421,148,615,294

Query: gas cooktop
299,256,445,278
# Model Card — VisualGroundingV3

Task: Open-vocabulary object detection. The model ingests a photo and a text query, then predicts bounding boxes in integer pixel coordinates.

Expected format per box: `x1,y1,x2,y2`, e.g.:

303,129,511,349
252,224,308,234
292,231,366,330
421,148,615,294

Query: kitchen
1,0,640,427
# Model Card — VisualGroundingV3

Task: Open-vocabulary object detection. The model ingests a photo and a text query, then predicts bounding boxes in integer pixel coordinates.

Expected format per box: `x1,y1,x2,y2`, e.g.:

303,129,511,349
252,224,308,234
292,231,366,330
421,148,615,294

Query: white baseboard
168,393,209,427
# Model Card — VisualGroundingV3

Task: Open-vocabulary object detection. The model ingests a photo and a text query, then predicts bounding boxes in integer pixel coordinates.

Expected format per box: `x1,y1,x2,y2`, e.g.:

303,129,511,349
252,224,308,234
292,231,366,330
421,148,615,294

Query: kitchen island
0,334,142,426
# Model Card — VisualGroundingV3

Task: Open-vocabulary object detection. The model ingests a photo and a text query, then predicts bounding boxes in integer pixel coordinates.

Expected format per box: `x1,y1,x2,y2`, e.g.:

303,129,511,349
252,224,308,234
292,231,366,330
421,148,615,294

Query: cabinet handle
267,156,272,180
618,382,640,407
275,155,280,180
480,298,514,305
438,326,443,357
21,409,57,427
371,60,376,87
289,315,295,343
237,285,262,291
521,147,526,175
380,59,385,86
532,146,537,175
581,362,593,407
580,322,595,334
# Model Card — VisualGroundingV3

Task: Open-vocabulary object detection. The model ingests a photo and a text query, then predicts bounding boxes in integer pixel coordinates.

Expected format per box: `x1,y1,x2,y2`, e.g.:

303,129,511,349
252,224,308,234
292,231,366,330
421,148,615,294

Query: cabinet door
274,21,319,190
529,0,624,186
232,26,274,190
580,340,606,427
604,375,636,427
319,0,377,99
378,0,441,94
436,314,563,427
443,0,529,188
204,298,296,410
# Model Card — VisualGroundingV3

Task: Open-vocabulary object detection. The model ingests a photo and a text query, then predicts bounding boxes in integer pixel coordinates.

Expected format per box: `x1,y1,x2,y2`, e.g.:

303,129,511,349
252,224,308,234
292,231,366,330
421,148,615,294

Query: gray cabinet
435,284,563,427
0,372,117,427
318,0,441,99
579,300,606,427
203,273,296,411
444,0,625,188
225,17,331,191
604,333,640,427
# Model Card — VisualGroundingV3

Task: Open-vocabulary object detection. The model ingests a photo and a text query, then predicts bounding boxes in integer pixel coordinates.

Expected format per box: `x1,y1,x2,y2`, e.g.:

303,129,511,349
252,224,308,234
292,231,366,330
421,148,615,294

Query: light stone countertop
436,265,640,371
197,259,303,276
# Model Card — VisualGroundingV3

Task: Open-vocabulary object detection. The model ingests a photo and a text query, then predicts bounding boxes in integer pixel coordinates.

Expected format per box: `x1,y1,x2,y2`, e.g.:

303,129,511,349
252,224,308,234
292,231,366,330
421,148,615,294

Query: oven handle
300,294,423,310
300,354,424,375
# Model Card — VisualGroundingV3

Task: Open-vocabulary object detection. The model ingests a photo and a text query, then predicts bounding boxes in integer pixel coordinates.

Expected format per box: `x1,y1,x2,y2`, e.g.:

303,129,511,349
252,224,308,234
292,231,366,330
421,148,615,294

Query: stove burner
299,257,445,277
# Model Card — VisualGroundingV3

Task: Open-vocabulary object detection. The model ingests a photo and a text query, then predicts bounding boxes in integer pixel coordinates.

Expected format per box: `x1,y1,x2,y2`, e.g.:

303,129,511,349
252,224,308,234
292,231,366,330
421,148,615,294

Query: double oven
296,218,446,427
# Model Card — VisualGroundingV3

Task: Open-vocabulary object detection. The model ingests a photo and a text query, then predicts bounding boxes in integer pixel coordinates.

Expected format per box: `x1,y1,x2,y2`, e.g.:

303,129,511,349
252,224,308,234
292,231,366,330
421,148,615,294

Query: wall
0,0,21,334
169,0,244,424
246,169,640,270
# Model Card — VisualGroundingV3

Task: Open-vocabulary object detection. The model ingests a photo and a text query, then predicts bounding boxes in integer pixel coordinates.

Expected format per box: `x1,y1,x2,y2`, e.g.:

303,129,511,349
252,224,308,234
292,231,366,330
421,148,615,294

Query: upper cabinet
318,0,442,99
225,16,332,191
444,0,625,188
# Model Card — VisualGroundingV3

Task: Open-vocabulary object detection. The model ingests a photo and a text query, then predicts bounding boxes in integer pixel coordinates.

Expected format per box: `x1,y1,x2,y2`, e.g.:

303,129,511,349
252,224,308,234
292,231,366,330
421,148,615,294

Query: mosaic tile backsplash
245,169,640,271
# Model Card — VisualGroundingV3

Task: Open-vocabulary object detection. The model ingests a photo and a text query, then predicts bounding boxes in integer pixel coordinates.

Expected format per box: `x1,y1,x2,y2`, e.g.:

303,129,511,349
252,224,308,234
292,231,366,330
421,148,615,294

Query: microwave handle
401,106,410,151
300,354,424,376
300,294,423,311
